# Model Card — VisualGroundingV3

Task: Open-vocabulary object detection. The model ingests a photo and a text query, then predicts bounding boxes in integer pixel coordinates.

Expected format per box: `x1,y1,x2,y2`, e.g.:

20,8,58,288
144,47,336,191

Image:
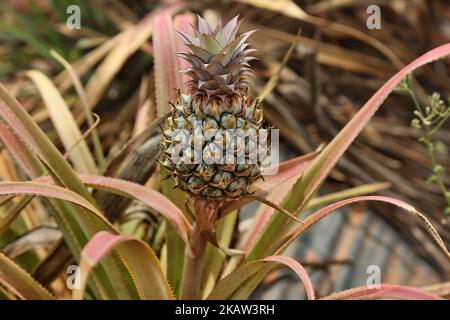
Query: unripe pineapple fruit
161,15,268,200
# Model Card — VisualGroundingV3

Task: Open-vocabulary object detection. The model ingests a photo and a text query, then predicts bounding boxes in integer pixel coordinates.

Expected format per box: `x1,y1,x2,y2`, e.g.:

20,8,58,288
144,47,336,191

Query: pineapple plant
160,15,267,202
1,2,449,304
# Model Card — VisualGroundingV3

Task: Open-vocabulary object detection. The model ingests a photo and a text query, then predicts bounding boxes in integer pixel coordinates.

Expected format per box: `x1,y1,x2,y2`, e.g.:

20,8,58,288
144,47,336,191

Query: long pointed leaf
72,174,191,242
208,255,315,300
0,250,54,300
39,174,190,242
262,256,315,300
281,196,450,260
0,181,110,226
221,151,318,216
0,120,44,178
231,195,450,299
0,82,140,299
75,231,174,300
153,12,183,116
247,43,450,262
25,70,97,174
153,12,189,297
322,284,442,300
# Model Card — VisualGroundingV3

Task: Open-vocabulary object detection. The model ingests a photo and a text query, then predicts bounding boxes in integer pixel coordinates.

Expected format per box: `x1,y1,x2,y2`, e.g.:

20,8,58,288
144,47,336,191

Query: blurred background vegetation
1,0,450,298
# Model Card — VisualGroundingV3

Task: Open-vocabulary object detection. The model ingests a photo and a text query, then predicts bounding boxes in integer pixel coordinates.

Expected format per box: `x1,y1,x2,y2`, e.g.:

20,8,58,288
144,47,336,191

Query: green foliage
398,74,450,215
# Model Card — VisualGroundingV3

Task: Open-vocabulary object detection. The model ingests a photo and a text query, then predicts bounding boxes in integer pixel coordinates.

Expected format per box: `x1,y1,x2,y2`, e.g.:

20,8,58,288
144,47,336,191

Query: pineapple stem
181,198,219,299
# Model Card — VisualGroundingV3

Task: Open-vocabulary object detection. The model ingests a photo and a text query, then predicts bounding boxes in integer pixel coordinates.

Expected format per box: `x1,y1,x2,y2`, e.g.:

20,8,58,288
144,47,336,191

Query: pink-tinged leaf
322,284,443,300
247,43,450,262
231,152,317,250
9,180,174,300
0,120,43,178
0,181,110,225
221,151,317,216
293,43,450,212
0,82,94,202
261,255,315,300
246,182,391,248
0,82,145,298
225,194,450,300
253,151,318,195
239,181,299,252
0,250,54,300
154,13,192,292
174,13,195,92
80,175,191,242
74,231,174,300
154,13,184,116
39,175,191,242
280,196,450,261
208,255,314,300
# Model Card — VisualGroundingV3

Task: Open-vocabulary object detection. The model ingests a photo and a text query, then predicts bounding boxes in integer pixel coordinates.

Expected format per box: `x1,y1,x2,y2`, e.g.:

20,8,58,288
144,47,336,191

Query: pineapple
161,15,268,201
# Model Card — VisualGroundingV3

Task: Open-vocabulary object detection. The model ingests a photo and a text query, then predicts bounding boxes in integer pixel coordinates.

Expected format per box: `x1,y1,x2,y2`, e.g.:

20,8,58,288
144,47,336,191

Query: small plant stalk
181,199,219,299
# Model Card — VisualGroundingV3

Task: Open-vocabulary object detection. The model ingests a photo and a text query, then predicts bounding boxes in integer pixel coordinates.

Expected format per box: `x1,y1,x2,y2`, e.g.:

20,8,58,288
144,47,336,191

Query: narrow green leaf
0,250,54,300
25,70,97,174
49,174,191,243
75,231,174,300
0,82,139,299
201,211,238,298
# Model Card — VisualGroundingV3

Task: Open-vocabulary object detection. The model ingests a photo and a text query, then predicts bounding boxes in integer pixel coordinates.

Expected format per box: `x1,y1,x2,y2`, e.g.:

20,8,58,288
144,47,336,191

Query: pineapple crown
176,15,257,99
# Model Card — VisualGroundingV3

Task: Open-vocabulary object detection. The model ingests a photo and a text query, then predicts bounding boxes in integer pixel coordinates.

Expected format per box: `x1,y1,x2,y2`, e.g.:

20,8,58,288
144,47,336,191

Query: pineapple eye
249,166,260,177
212,171,232,187
236,164,249,172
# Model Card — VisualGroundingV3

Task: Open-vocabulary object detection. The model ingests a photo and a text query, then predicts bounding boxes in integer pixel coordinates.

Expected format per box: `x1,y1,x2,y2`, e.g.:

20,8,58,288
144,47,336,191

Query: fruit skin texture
161,15,268,201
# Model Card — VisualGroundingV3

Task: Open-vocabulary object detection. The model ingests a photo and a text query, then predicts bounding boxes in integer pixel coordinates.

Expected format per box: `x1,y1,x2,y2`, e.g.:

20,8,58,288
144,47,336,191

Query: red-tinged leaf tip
0,120,43,178
81,231,133,266
253,151,318,194
296,43,450,209
283,196,450,261
0,181,106,224
38,175,191,243
77,175,192,242
261,255,315,300
76,231,174,300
